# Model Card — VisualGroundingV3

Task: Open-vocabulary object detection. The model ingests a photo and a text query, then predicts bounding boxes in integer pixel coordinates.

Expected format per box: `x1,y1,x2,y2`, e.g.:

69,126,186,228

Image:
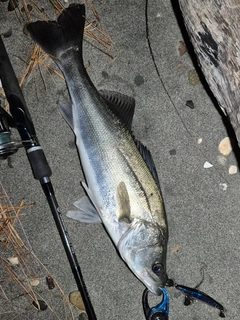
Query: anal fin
58,100,74,129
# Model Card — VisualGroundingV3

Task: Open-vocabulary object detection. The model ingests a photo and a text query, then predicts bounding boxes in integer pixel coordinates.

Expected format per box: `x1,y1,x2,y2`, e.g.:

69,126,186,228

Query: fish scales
61,49,164,227
27,3,168,294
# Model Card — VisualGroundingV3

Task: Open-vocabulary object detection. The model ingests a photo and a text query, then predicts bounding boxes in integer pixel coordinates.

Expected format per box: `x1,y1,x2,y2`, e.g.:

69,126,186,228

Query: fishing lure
166,277,225,318
175,284,225,318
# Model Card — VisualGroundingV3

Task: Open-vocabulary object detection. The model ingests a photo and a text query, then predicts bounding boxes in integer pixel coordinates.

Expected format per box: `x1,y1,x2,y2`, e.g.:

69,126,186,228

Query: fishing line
144,0,228,184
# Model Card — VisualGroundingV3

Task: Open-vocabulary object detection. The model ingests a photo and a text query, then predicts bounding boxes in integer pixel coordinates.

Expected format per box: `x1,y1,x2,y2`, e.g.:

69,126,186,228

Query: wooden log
178,0,240,145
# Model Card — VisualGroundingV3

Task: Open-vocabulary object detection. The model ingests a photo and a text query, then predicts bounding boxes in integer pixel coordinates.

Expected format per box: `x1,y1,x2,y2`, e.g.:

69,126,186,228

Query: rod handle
27,147,52,179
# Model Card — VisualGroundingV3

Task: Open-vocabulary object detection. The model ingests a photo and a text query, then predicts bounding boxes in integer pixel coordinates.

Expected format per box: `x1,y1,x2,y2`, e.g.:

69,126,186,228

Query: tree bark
178,0,240,145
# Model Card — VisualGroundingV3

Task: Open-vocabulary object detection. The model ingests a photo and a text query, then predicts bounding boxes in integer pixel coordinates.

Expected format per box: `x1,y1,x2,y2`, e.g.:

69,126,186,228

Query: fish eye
152,262,164,275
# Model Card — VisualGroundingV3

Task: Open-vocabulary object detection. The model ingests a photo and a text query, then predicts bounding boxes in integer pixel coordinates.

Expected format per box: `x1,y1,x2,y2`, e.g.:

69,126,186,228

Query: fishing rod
0,35,97,320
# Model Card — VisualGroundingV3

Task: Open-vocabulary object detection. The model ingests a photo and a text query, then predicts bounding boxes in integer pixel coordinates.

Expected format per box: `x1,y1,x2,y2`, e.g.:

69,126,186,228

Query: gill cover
118,218,167,294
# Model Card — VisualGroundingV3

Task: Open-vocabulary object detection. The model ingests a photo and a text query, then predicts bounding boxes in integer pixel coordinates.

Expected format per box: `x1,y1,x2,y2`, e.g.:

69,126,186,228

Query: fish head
118,219,168,295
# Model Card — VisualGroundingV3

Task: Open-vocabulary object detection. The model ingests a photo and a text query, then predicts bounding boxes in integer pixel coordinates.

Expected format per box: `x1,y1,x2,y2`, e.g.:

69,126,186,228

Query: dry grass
18,44,64,99
0,183,77,319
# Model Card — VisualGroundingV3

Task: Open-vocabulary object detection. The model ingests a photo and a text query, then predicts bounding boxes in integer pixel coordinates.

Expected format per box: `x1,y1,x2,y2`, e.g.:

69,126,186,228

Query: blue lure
174,284,225,318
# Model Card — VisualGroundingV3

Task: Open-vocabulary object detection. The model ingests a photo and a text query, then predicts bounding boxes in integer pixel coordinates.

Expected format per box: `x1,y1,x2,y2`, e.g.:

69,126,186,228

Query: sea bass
27,3,168,294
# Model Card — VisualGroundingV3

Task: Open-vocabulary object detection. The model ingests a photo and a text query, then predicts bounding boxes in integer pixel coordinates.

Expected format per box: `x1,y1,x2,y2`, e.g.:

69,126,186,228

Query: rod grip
27,147,52,179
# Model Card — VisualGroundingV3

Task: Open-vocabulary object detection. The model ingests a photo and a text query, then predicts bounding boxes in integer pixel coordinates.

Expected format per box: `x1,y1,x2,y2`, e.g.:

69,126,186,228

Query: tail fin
26,4,85,58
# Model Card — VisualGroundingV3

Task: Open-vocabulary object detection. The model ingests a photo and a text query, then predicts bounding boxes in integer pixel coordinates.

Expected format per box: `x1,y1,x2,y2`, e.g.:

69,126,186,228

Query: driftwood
178,0,240,145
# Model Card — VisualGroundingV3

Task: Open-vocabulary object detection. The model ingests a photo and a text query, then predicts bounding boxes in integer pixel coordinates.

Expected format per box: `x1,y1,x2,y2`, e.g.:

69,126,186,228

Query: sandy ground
0,1,239,319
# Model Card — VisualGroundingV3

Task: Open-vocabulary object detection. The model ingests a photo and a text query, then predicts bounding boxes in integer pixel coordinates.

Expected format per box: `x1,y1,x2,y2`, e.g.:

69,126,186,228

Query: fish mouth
143,268,167,295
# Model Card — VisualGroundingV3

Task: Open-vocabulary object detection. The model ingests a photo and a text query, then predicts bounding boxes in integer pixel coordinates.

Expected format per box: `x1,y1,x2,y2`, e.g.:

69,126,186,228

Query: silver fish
27,3,168,294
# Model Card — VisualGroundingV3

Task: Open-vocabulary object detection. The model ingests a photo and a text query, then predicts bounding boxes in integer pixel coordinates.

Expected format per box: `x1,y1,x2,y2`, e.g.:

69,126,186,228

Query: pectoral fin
116,181,131,223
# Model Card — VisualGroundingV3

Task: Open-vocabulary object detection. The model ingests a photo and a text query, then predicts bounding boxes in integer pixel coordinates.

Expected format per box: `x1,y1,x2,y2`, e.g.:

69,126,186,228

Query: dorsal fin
134,139,161,190
99,90,135,130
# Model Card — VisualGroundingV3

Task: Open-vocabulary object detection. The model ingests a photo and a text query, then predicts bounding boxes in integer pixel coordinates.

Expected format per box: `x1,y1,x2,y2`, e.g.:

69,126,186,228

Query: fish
27,3,168,294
